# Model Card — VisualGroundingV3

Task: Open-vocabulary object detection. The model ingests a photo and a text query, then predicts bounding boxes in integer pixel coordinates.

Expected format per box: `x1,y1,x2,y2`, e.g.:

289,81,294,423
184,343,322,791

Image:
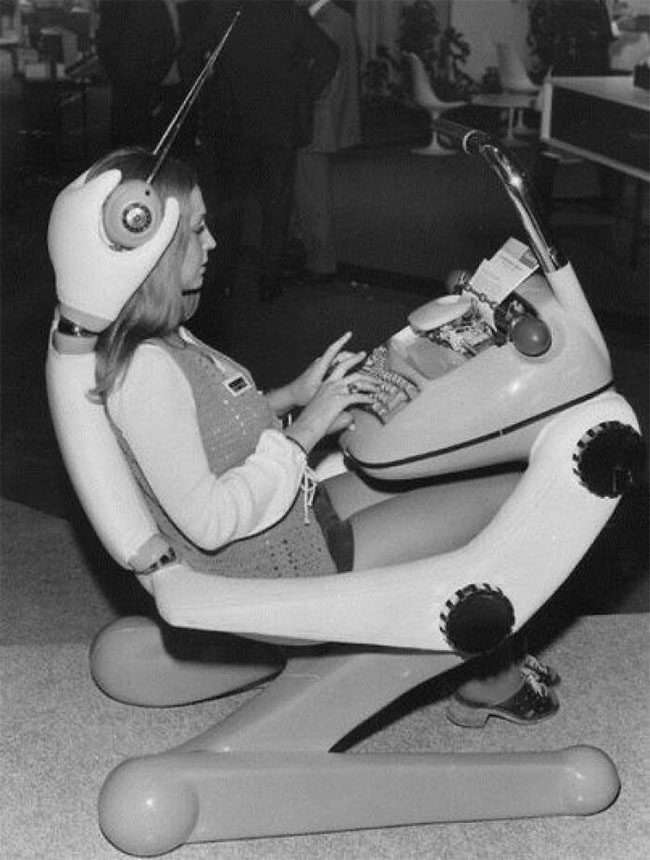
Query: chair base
99,746,620,856
412,135,458,157
94,641,620,856
90,617,284,706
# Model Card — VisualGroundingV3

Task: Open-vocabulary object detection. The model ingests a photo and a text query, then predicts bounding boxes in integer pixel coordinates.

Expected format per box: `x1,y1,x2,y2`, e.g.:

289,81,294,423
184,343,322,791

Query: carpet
1,614,648,859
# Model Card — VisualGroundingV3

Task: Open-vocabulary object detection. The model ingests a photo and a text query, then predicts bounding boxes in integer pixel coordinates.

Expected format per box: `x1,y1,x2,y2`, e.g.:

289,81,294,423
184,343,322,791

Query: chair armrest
150,392,638,651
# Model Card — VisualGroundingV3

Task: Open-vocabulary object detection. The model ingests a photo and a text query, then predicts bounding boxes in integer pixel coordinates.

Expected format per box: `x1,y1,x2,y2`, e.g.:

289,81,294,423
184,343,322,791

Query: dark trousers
109,79,196,155
199,133,298,303
109,78,160,149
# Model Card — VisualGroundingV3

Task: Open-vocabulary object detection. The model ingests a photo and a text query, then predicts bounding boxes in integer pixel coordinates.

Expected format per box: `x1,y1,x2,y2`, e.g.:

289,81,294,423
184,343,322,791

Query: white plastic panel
45,323,159,569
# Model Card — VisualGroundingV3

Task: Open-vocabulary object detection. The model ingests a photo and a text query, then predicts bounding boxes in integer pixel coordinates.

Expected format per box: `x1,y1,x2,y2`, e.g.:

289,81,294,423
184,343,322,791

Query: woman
48,147,559,726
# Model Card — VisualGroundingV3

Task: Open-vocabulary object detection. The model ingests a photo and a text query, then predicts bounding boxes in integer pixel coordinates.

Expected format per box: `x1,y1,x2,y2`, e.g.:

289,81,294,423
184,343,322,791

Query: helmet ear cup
102,180,163,249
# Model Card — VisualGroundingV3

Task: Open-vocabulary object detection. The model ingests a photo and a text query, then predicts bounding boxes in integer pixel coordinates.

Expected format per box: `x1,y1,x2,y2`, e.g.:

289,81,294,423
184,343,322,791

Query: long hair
88,148,197,403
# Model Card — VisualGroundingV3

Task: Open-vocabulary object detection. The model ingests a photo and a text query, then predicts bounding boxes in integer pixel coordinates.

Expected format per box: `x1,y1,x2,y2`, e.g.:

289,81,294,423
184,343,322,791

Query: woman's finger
320,331,353,366
344,371,382,389
331,377,378,402
327,352,369,381
328,412,354,433
325,352,366,380
344,391,377,407
331,350,361,365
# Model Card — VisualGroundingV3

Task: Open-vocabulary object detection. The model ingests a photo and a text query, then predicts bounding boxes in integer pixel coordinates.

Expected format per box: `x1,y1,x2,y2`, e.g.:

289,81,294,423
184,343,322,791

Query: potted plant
527,0,615,79
361,1,474,101
398,0,473,99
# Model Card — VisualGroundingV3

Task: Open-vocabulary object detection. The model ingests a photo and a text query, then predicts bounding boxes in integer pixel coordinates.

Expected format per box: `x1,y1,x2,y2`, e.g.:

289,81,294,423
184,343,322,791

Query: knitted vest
113,335,336,578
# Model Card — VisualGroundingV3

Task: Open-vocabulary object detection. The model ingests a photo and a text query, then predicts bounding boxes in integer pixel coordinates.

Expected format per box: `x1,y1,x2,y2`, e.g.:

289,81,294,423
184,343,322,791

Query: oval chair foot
90,616,284,706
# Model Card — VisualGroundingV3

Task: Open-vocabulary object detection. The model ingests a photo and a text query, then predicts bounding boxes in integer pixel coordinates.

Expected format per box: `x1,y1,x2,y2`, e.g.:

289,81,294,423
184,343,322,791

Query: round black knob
440,583,515,657
573,421,646,498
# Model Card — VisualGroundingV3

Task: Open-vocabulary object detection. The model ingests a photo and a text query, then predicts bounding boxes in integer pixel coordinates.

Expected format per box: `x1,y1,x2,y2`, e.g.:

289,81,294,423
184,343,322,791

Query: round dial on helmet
103,180,163,249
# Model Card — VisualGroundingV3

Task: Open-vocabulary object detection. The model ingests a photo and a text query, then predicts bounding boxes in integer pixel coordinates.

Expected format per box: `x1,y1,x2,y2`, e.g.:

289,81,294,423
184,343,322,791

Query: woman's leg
322,469,403,522
347,471,521,571
457,635,527,705
326,469,558,723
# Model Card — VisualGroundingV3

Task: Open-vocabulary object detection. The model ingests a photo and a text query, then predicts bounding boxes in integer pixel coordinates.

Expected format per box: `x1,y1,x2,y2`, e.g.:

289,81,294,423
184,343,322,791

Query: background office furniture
541,74,649,265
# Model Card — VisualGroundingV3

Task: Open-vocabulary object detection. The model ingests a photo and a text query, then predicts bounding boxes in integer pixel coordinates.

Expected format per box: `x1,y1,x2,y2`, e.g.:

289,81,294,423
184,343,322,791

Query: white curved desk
541,75,650,182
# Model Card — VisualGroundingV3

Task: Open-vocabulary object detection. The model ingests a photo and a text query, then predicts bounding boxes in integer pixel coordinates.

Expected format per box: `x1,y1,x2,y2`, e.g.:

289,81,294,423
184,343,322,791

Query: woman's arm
108,345,307,550
265,384,299,418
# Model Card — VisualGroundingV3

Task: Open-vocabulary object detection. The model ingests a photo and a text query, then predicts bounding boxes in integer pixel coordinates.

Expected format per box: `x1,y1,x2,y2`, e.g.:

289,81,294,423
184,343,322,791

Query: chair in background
496,42,539,138
496,42,539,95
404,51,465,155
469,44,540,146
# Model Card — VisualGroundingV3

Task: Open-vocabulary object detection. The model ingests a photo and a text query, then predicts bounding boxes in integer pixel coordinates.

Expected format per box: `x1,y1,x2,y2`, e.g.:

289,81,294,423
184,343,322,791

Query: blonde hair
88,148,197,402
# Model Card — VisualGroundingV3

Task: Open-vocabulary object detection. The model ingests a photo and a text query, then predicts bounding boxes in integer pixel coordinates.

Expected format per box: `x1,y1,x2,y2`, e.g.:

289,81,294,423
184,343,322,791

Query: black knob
573,421,646,498
440,583,515,657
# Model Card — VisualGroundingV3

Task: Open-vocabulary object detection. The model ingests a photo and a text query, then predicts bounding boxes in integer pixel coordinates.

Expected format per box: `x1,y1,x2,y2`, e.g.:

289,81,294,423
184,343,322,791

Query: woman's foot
446,672,559,728
522,653,561,687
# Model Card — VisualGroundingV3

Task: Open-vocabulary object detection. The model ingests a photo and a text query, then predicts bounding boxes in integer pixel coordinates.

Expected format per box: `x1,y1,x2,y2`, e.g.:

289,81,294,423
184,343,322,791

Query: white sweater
107,337,306,551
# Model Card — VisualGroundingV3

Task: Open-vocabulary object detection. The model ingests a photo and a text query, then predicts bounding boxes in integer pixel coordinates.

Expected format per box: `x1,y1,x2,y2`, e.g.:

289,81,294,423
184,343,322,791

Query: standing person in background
609,0,650,70
182,0,339,318
291,0,362,287
96,0,201,153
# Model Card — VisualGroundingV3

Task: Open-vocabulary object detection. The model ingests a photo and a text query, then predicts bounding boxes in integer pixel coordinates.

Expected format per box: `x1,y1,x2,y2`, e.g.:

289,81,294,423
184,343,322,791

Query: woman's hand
268,332,366,416
285,351,381,454
291,331,365,407
47,168,180,329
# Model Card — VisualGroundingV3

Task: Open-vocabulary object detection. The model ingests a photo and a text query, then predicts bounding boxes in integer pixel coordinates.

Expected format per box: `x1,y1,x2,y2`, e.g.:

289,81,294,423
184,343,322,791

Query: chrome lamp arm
432,117,566,273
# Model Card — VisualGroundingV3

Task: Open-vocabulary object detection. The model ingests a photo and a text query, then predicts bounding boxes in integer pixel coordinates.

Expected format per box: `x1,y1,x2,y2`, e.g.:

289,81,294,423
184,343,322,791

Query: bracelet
285,434,308,457
138,547,177,576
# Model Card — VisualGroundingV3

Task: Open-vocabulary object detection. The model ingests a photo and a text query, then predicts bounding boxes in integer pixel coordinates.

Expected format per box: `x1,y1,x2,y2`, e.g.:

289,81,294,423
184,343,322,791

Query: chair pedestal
179,648,461,753
405,52,465,156
412,108,466,157
97,646,621,856
412,130,458,156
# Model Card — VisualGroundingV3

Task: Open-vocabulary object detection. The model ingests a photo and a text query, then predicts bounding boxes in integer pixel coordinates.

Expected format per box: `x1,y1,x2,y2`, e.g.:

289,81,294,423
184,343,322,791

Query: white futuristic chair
494,42,540,138
496,42,539,95
404,51,465,154
46,121,645,857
